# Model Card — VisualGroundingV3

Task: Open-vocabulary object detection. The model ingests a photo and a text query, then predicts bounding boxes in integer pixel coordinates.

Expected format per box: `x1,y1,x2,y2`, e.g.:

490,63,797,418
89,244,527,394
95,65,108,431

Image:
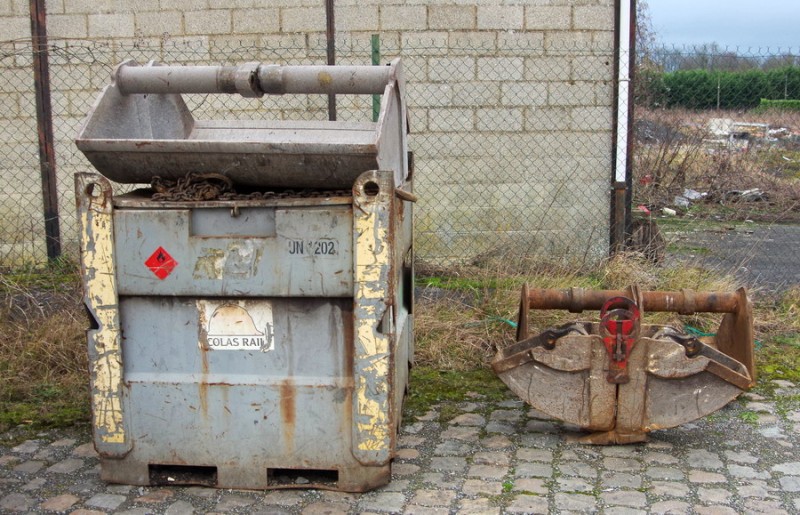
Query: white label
198,300,274,352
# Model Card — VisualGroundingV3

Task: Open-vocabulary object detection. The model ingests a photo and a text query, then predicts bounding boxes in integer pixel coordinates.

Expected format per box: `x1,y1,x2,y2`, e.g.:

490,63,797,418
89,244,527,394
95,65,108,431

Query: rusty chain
151,173,350,201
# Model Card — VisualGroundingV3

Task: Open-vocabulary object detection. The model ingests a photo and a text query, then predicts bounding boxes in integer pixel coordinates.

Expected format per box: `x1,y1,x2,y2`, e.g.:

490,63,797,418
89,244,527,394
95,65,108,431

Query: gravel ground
1,380,799,514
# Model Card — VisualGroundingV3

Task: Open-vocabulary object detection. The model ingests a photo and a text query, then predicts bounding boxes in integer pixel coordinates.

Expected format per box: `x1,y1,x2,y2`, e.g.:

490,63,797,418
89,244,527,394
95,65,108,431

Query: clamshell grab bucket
492,285,755,444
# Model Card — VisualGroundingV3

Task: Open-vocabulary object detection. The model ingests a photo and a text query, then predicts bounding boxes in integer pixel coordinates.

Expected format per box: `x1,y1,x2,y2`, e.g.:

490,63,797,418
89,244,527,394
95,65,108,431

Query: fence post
29,0,61,260
325,0,336,121
371,34,380,122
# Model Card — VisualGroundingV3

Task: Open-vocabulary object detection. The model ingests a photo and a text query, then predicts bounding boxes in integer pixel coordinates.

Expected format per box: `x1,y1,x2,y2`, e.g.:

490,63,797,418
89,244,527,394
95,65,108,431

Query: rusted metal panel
494,284,755,444
75,173,130,457
351,170,395,466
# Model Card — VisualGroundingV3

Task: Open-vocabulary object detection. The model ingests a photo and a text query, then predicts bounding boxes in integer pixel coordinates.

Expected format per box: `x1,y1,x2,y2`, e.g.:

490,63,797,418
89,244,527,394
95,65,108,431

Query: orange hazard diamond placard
145,246,178,280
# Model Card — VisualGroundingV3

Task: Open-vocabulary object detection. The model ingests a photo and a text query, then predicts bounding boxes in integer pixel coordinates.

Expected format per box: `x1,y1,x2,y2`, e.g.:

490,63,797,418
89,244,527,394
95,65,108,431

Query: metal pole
371,34,380,122
30,0,61,260
325,0,336,121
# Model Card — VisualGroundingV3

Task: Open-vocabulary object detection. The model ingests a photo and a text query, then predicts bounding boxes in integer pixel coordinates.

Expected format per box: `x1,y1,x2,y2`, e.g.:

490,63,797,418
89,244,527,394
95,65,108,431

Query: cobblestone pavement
1,380,799,514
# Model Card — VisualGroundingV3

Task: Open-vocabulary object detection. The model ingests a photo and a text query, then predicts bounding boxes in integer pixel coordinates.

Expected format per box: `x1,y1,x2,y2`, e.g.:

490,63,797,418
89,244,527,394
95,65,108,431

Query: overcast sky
647,0,800,51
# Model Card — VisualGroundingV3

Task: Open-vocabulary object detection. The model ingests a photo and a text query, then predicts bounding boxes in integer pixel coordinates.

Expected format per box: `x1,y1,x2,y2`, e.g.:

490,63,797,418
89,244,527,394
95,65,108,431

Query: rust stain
280,379,296,452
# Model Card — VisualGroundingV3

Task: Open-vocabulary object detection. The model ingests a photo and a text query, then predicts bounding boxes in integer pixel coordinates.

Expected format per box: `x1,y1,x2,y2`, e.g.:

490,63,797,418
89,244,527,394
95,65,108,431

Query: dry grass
414,253,746,371
0,266,89,432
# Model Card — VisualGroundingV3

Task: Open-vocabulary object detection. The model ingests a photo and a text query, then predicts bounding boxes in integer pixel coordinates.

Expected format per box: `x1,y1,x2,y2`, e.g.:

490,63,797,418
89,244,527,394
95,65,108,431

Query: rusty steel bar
30,0,61,259
114,62,394,96
525,287,740,315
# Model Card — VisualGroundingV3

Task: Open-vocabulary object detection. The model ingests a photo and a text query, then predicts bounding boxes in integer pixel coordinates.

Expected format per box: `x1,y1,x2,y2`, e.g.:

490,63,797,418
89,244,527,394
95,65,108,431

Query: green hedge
636,66,800,110
757,98,800,111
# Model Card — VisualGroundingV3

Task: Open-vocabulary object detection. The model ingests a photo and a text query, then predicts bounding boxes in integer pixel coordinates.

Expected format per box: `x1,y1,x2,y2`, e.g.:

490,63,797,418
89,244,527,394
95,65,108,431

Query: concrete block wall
0,0,618,266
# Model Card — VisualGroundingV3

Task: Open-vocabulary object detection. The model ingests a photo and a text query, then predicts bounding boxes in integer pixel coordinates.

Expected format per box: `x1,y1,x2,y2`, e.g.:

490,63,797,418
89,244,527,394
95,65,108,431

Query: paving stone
40,493,81,511
689,470,727,483
420,472,463,490
601,490,647,508
602,457,642,472
410,489,456,507
134,487,175,503
85,493,128,510
649,481,690,498
514,462,553,478
467,464,508,480
416,411,439,421
164,500,196,515
687,449,724,470
557,477,593,493
506,494,548,514
462,478,502,496
13,460,45,473
643,451,678,464
738,480,773,498
601,472,642,489
725,450,759,464
184,486,218,498
604,508,646,515
117,508,153,515
393,463,420,475
106,484,133,494
358,492,407,513
472,451,510,466
697,487,732,504
650,500,691,514
516,448,553,462
215,494,256,511
457,497,501,515
728,464,770,479
450,413,486,426
398,435,426,447
560,461,598,479
50,438,76,447
646,466,685,480
70,510,107,515
396,448,420,460
489,409,522,422
404,506,449,515
21,477,47,491
524,420,559,433
440,426,480,442
379,479,409,492
302,502,349,515
33,449,54,460
746,402,773,413
433,440,470,456
429,457,467,473
497,399,524,409
518,433,560,448
554,492,597,512
484,421,515,434
602,446,641,458
262,491,305,506
758,425,784,438
695,506,738,515
743,498,789,514
779,476,800,492
481,435,513,449
72,442,98,458
773,461,800,475
0,455,20,466
457,402,481,412
512,477,547,495
0,492,36,512
47,458,85,473
11,440,40,454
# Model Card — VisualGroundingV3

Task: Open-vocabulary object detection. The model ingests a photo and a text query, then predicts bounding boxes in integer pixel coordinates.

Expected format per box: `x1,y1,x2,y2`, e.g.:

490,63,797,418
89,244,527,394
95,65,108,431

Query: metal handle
524,287,740,315
114,60,395,97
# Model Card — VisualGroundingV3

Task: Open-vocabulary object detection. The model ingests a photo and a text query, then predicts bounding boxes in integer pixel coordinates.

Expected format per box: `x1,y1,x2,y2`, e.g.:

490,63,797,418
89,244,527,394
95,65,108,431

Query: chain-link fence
3,38,799,291
633,47,800,293
1,36,615,271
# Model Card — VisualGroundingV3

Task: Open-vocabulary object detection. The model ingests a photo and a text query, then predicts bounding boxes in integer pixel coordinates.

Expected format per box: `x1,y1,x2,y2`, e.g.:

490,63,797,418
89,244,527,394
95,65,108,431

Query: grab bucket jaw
493,285,754,444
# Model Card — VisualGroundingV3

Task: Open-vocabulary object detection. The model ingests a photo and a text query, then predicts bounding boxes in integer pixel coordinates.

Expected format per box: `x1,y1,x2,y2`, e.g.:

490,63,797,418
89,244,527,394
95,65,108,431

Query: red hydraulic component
599,297,641,384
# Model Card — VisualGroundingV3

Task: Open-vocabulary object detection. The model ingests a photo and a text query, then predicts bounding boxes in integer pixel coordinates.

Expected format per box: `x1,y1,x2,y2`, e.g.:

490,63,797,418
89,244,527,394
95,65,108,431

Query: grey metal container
75,61,413,492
